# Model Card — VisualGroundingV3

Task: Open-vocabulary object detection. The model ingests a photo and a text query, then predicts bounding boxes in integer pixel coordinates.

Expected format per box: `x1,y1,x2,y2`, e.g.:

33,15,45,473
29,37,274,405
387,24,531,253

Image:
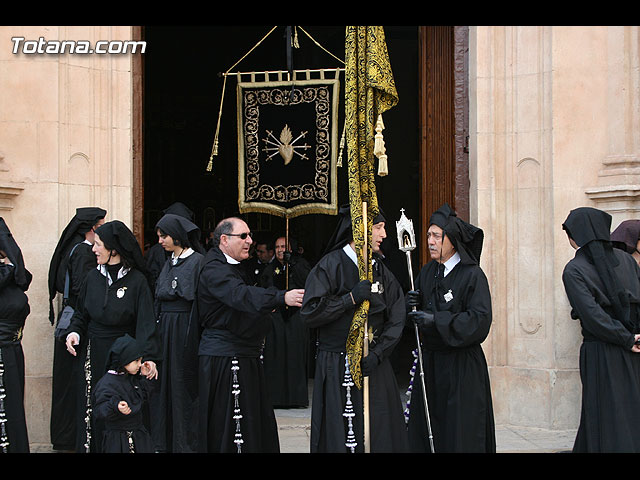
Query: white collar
441,251,461,277
171,247,194,265
97,264,130,286
343,243,358,266
223,252,240,265
342,243,378,268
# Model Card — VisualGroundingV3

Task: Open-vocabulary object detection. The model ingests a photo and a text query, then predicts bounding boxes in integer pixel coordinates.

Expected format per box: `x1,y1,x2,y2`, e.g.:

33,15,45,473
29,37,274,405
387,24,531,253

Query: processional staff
396,208,435,453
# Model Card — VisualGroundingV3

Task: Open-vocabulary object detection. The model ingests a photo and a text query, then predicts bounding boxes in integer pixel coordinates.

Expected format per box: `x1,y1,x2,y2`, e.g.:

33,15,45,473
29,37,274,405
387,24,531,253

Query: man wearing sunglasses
195,216,305,453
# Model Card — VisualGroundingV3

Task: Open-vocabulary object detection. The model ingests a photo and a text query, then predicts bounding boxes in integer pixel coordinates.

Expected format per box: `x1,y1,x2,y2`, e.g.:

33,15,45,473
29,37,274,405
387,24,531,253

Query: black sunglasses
225,232,253,240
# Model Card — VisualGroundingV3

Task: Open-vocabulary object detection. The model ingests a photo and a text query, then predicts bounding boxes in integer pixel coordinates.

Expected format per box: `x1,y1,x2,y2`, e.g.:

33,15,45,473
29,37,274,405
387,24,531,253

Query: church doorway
134,25,468,378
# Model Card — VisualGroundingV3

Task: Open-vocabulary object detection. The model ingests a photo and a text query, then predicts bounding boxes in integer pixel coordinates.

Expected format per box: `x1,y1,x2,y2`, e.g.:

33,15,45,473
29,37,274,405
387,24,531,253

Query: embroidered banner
237,73,340,218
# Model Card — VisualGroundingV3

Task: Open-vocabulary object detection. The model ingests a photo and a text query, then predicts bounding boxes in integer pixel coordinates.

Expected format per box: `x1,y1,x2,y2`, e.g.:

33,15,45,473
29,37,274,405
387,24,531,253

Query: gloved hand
350,280,372,304
408,310,434,330
406,290,422,310
283,251,294,265
361,352,380,377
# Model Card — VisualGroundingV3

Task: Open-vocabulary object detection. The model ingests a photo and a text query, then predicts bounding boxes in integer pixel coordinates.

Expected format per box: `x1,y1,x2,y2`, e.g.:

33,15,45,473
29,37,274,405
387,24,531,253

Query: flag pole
362,201,371,453
396,208,435,453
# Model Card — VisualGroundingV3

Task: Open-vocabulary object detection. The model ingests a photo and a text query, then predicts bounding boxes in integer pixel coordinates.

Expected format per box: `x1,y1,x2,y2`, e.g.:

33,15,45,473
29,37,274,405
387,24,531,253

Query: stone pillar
470,26,626,430
585,26,640,228
0,26,136,447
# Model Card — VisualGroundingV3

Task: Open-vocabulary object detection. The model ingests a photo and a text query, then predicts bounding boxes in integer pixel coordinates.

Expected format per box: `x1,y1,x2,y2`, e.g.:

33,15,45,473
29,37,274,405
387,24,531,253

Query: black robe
152,250,203,452
50,241,96,450
407,258,496,453
562,247,640,452
0,263,30,453
300,247,409,453
68,266,161,453
196,247,286,453
259,255,311,408
93,370,155,453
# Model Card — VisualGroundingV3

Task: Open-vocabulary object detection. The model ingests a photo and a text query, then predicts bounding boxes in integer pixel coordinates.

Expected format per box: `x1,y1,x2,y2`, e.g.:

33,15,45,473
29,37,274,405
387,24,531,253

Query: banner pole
362,201,371,453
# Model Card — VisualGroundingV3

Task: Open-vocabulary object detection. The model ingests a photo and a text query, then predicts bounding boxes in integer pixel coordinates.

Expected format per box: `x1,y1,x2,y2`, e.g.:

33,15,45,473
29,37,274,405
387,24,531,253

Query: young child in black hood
92,334,156,453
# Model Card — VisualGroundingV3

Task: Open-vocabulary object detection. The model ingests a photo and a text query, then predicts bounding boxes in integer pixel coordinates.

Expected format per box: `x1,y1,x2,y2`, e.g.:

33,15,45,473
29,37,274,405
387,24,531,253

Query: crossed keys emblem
262,125,311,165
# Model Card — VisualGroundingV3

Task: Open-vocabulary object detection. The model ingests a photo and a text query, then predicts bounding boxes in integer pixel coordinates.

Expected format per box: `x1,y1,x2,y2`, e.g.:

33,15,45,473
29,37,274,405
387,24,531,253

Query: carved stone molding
0,182,25,211
586,155,640,211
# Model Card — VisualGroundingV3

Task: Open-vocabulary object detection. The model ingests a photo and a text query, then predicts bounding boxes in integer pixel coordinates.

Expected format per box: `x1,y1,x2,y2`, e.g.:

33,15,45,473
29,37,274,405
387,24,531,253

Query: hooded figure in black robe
562,207,640,452
259,235,311,408
93,334,155,453
300,205,409,453
611,219,640,266
65,220,161,453
47,206,106,451
151,213,204,452
406,203,495,453
196,217,304,453
0,218,32,453
145,202,195,293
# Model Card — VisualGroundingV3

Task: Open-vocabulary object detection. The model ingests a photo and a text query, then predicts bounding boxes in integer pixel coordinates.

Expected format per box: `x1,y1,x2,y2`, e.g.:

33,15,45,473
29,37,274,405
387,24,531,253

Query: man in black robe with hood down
196,216,304,453
406,203,495,453
300,205,409,453
562,207,640,452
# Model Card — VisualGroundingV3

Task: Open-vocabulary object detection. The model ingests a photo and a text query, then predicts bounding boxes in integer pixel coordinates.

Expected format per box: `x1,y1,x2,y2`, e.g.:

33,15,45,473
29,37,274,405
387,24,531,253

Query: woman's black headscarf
47,207,106,323
323,203,386,255
429,203,484,265
0,217,32,292
94,220,146,273
155,214,204,254
563,207,631,330
610,219,640,255
106,334,144,371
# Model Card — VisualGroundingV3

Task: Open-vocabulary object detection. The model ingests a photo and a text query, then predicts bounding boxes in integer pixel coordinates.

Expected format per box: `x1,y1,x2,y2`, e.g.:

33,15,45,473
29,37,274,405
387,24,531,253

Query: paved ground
274,404,576,453
28,381,577,454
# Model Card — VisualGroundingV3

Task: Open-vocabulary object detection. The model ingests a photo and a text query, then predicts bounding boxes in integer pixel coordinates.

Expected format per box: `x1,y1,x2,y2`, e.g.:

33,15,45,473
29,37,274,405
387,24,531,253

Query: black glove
283,251,294,265
408,310,434,330
350,280,372,304
361,351,380,377
406,290,422,310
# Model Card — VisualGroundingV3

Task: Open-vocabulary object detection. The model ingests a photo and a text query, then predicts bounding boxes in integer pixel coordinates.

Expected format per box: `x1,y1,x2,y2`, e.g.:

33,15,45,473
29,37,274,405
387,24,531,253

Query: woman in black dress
47,206,106,451
65,220,160,453
0,218,32,453
152,213,204,452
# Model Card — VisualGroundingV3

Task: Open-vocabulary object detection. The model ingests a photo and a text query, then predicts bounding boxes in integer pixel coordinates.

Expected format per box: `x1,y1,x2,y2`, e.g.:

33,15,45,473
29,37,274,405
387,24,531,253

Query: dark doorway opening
140,25,467,382
142,25,419,268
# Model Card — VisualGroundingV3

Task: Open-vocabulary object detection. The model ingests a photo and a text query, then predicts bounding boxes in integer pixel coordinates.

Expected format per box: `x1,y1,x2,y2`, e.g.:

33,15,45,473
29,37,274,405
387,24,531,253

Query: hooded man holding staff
562,207,640,452
300,205,409,453
406,203,495,453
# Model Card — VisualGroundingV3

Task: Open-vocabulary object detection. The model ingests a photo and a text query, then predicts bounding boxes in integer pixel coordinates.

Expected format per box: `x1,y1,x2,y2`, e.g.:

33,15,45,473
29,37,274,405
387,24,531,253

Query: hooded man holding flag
300,205,409,452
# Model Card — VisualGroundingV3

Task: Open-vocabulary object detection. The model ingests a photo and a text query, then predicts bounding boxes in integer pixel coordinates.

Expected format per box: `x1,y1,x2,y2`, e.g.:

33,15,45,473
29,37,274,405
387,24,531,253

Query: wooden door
418,26,469,265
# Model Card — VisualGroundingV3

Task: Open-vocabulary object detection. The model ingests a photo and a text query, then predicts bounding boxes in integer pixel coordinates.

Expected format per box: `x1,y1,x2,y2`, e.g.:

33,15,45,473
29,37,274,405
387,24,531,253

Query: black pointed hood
323,203,386,255
610,219,640,255
94,220,146,273
155,213,204,254
429,203,484,265
0,217,32,292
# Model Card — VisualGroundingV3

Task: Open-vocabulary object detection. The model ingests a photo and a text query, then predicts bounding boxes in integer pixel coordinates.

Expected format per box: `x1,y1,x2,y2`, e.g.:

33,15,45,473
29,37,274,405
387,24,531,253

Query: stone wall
0,25,136,445
471,25,640,429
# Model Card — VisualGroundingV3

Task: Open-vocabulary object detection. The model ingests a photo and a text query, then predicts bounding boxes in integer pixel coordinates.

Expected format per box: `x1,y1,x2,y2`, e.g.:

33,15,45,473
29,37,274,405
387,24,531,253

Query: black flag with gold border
237,73,340,218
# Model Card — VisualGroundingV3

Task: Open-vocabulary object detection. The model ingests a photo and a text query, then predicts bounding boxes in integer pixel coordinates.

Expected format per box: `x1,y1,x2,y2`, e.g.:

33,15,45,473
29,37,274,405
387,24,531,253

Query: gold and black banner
237,73,340,218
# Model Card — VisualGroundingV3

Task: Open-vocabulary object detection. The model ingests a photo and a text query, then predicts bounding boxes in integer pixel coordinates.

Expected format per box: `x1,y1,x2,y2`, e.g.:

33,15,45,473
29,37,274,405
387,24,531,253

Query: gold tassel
374,114,388,176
